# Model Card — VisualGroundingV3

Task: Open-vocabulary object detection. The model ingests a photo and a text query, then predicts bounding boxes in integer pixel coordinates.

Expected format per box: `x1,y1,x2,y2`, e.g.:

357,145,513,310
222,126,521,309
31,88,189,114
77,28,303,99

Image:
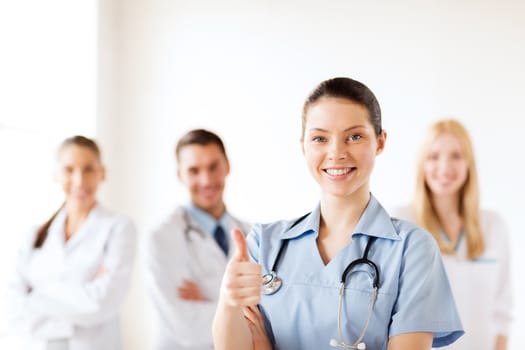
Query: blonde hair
412,119,484,259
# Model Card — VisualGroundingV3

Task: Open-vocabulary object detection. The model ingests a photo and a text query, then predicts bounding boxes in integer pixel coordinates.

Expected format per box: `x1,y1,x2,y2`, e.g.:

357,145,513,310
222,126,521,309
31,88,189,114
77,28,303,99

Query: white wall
0,1,97,345
99,1,525,349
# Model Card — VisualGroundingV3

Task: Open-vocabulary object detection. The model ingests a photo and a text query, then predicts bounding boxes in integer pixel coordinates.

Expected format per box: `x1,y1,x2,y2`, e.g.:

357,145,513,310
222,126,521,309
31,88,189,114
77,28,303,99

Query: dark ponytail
34,204,64,248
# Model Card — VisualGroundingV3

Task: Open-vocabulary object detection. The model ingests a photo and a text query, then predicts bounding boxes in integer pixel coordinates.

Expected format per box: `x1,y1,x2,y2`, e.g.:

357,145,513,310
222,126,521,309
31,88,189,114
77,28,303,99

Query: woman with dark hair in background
6,136,136,350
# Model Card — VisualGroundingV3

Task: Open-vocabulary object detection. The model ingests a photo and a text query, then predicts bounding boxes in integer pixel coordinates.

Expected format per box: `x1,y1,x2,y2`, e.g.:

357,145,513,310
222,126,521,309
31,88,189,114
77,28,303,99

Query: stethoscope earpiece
261,271,282,295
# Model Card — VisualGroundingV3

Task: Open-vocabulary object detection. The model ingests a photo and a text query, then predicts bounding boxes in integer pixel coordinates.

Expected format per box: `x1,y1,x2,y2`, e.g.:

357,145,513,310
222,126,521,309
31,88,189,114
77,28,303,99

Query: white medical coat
145,206,250,350
392,206,513,350
6,203,137,350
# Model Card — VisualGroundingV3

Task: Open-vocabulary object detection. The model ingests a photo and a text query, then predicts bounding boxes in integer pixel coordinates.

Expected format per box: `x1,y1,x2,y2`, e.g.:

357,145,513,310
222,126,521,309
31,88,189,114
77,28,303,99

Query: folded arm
16,220,136,329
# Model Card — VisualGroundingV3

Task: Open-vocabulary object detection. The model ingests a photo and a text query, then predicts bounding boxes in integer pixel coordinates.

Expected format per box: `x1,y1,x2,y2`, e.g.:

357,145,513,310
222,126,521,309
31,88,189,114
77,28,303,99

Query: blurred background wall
2,0,524,348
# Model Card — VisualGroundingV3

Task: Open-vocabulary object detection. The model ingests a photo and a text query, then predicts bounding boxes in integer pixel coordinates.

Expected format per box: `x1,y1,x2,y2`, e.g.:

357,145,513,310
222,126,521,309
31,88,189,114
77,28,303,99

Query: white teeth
326,168,352,176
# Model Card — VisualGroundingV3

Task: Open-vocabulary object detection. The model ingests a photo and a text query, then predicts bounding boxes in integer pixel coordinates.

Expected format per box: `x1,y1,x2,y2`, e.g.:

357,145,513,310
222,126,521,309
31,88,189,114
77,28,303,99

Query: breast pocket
26,249,63,286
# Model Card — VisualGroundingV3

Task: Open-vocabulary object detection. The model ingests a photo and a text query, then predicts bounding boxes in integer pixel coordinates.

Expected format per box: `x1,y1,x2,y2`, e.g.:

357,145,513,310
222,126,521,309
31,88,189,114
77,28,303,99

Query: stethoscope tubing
181,208,245,242
263,232,379,295
260,212,380,349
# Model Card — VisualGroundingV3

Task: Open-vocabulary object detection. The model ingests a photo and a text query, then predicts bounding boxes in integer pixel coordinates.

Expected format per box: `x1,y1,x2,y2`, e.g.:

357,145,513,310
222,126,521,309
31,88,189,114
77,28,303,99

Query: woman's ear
376,130,387,155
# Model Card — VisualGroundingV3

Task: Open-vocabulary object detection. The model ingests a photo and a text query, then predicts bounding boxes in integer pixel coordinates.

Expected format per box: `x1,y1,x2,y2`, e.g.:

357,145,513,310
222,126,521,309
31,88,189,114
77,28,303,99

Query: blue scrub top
247,194,464,350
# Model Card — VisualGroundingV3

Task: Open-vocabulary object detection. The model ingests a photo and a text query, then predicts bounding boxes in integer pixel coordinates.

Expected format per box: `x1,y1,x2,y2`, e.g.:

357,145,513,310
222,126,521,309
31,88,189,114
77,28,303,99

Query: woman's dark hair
175,128,228,163
301,77,382,136
33,205,64,248
33,135,101,248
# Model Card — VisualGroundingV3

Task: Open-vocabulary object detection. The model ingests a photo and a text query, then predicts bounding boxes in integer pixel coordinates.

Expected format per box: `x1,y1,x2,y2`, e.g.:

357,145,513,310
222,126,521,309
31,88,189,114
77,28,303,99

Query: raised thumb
231,228,248,262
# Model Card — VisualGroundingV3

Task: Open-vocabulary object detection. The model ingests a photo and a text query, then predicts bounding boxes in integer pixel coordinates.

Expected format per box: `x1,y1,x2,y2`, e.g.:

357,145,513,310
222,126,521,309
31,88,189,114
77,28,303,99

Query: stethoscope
182,209,207,240
261,213,380,350
261,212,310,295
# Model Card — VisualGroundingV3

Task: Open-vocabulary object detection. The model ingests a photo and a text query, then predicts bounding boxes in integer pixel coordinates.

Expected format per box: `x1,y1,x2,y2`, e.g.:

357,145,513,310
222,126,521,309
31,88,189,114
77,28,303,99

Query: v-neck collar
281,194,401,242
439,228,464,252
49,203,101,250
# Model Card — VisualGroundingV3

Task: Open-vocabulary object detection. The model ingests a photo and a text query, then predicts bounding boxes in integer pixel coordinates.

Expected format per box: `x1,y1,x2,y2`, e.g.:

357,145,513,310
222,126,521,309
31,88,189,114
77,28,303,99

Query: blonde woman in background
6,136,137,350
392,119,513,350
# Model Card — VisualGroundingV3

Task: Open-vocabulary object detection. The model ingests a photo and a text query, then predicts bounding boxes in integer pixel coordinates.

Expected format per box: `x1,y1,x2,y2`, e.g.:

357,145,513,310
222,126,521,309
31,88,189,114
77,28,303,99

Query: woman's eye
349,134,362,141
312,136,326,143
451,152,463,160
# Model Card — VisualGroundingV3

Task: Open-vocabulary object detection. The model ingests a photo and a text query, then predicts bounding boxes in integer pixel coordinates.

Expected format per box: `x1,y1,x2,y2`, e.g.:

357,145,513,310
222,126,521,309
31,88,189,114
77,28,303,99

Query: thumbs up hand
232,228,250,262
220,228,262,308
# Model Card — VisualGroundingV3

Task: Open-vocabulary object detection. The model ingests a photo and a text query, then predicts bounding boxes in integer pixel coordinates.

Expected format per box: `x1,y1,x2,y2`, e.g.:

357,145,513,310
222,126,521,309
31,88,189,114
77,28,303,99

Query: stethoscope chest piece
261,271,282,295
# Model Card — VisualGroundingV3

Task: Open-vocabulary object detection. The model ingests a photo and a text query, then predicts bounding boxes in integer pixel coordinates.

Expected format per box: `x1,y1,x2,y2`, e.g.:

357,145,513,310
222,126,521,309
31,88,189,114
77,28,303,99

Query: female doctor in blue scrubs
213,77,464,350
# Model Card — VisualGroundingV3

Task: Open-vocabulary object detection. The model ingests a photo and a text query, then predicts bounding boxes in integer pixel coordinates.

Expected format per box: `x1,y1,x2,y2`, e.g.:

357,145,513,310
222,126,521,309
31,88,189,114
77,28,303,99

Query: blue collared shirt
247,194,464,350
186,204,233,237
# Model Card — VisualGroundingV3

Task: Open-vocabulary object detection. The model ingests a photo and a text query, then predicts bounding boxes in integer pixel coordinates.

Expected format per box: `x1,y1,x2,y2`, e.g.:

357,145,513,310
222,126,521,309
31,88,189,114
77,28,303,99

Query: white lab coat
6,203,137,350
145,206,251,350
392,206,513,350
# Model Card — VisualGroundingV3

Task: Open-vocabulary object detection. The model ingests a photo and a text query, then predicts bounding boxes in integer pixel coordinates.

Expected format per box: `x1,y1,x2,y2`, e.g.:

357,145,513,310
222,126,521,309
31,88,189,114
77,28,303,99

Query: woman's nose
328,140,347,160
71,170,85,186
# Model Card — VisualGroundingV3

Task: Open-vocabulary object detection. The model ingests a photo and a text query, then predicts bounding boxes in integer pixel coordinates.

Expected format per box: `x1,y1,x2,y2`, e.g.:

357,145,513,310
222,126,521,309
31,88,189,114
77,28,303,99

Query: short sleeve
389,229,464,347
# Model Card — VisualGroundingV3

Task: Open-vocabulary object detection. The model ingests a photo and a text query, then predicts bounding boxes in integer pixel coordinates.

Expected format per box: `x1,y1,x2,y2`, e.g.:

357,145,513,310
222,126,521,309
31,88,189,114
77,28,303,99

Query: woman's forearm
387,332,433,350
495,334,507,350
213,300,253,350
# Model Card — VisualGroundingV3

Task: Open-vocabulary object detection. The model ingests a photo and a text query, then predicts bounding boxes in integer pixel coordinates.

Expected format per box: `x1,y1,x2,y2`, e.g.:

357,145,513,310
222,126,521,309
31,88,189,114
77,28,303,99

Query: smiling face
301,97,386,200
424,132,469,198
177,143,230,218
57,144,105,210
